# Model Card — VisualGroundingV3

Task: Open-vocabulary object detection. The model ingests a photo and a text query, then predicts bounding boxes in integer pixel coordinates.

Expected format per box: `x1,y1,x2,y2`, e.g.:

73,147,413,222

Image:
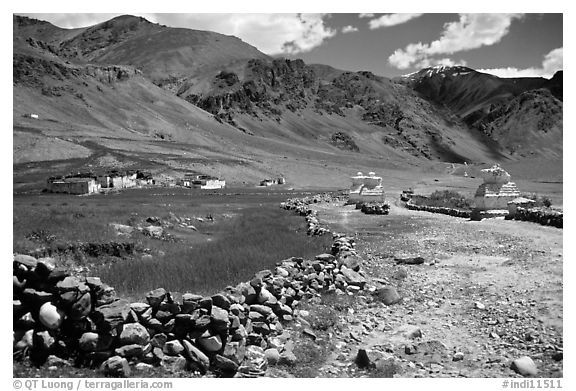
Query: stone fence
281,193,345,236
510,207,563,228
14,195,365,378
405,199,472,218
359,202,390,215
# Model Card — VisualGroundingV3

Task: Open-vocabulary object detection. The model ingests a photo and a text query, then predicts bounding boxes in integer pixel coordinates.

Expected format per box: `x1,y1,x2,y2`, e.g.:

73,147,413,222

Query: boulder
250,304,274,316
33,330,55,353
237,345,267,377
94,285,117,307
338,253,362,271
264,348,280,365
14,254,38,268
315,253,336,263
163,340,185,356
100,356,131,377
373,286,402,306
511,356,539,377
16,312,36,329
161,355,187,372
146,288,167,309
223,340,246,364
210,306,230,332
278,350,298,366
69,292,92,320
119,323,150,346
38,302,65,330
395,325,422,340
213,354,239,375
45,355,71,368
92,299,131,334
179,294,201,314
115,344,145,358
340,267,367,288
198,333,223,352
211,293,231,310
34,258,56,277
79,332,114,352
22,288,54,305
182,340,210,374
14,329,34,352
150,333,168,349
130,302,150,315
142,225,163,238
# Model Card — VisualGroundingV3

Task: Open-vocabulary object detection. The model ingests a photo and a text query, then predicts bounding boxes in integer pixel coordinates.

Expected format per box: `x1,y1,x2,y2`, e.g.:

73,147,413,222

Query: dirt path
310,200,563,378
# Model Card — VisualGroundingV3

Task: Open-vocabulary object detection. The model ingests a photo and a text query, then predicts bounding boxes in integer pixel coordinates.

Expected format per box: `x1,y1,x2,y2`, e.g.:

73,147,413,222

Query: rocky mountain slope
397,66,563,157
13,15,563,189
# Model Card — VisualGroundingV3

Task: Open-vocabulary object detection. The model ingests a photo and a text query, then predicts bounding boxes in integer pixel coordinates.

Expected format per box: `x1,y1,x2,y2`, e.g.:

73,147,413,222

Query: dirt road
309,200,563,378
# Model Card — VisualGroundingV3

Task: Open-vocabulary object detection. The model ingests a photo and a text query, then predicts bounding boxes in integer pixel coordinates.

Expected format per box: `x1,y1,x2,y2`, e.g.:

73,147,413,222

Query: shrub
521,193,553,208
412,190,474,210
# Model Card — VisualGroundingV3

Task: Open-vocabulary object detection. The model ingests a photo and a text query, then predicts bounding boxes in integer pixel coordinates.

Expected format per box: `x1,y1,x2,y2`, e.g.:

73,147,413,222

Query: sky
18,12,563,79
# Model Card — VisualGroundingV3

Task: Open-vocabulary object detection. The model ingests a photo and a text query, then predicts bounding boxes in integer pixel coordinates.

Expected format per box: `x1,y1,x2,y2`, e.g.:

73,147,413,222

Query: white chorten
348,171,385,204
473,164,520,217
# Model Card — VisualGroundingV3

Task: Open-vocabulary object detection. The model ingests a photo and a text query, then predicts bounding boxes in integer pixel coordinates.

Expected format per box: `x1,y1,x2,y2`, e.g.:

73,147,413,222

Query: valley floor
293,200,563,378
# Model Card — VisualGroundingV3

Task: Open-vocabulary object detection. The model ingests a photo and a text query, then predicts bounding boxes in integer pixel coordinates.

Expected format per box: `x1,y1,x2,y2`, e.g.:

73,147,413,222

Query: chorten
348,171,385,204
473,164,520,219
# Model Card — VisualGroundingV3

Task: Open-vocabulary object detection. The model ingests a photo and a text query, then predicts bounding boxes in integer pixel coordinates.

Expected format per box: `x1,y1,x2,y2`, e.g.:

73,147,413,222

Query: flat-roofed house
192,174,226,189
47,177,100,195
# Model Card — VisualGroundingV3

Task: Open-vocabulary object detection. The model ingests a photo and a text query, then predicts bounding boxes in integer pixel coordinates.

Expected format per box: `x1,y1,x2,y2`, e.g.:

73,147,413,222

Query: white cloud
368,13,423,29
21,13,336,56
389,13,523,69
359,13,374,19
342,25,359,34
478,47,563,79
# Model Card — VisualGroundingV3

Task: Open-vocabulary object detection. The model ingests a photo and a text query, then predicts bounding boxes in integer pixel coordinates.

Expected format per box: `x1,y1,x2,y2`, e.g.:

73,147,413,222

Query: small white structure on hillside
47,177,100,195
182,174,226,189
473,164,520,219
348,171,385,204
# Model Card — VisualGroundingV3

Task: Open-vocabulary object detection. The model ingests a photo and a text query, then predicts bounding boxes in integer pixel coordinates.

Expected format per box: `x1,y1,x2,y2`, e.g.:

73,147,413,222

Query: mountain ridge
12,14,563,189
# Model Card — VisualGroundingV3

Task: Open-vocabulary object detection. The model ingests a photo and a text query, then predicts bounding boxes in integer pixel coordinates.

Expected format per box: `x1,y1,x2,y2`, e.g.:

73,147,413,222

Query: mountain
13,15,563,190
397,65,563,157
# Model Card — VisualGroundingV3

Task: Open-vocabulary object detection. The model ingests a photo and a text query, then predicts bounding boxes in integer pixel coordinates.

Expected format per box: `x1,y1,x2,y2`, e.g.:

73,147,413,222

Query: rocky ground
290,199,563,378
13,196,563,379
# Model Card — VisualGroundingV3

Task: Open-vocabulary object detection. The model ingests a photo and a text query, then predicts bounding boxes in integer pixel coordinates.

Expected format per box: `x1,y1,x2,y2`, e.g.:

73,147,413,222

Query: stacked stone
359,202,390,215
280,193,344,212
305,210,330,236
405,199,472,218
400,189,414,202
513,207,563,228
281,195,340,236
13,232,366,377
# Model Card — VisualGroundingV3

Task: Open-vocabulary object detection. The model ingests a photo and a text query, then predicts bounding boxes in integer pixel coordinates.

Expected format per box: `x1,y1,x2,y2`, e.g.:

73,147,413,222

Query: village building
260,177,286,186
47,177,100,195
260,179,275,186
348,171,385,204
136,171,155,186
180,174,225,189
96,174,112,188
472,164,521,219
192,174,225,189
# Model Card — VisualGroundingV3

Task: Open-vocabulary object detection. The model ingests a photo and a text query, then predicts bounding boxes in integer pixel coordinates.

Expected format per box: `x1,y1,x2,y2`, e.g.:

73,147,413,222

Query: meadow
13,187,333,298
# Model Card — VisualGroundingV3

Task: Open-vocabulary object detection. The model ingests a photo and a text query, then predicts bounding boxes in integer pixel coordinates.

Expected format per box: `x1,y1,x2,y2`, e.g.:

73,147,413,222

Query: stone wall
405,199,472,218
510,207,563,228
281,193,345,236
359,202,390,215
14,194,364,378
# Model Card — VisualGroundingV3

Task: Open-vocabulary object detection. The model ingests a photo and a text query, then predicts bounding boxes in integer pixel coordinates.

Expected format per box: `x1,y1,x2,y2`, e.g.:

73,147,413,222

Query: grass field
13,187,333,298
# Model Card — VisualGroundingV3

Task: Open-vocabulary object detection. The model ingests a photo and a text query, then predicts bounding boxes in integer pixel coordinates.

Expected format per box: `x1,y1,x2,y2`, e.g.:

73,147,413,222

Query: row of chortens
348,164,526,219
